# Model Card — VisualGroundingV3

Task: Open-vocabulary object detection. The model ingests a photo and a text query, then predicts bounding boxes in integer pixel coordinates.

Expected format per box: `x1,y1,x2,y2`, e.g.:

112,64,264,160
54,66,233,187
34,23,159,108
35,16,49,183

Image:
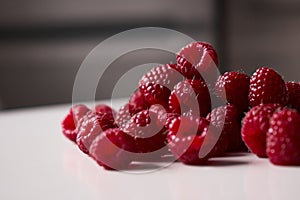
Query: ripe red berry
76,111,102,154
267,108,300,166
286,82,300,112
76,108,117,154
242,104,282,158
176,41,218,80
94,104,115,115
148,104,166,125
167,116,218,165
148,104,179,128
159,112,180,129
206,104,243,156
94,104,117,130
123,109,167,153
139,64,183,108
207,104,247,152
249,67,288,107
115,103,131,130
169,79,211,117
128,90,150,115
61,104,90,142
89,128,136,170
215,71,250,112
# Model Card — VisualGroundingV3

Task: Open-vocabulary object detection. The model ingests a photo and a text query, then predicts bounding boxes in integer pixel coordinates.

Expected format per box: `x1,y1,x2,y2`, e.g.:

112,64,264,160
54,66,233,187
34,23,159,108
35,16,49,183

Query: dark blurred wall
226,0,300,81
2,0,299,110
0,0,217,109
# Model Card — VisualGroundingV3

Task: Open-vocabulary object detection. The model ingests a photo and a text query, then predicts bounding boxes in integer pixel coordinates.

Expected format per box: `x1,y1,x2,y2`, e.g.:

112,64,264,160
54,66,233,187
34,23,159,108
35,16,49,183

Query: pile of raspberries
62,41,300,170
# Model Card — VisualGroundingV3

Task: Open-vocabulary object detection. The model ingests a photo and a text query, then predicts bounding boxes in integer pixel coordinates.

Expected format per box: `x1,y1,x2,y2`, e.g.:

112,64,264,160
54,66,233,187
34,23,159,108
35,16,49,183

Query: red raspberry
94,104,116,116
94,104,117,130
242,104,282,158
167,116,218,165
286,82,300,112
128,90,150,115
159,112,180,129
249,67,288,107
215,71,250,112
169,79,211,117
76,108,117,154
213,105,246,152
148,104,179,128
61,104,90,142
176,41,218,80
115,103,131,130
123,109,167,153
76,111,102,154
206,105,242,156
93,104,117,131
139,64,183,108
89,128,136,170
207,104,247,152
267,108,300,166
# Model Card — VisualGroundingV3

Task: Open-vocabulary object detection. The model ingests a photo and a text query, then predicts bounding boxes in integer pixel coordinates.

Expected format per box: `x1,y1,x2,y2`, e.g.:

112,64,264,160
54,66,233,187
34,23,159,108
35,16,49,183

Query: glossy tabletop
0,99,300,200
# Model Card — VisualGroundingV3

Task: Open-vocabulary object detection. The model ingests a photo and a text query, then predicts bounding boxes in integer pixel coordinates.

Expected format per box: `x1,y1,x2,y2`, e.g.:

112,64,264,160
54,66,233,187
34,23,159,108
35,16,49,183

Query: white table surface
1,99,300,200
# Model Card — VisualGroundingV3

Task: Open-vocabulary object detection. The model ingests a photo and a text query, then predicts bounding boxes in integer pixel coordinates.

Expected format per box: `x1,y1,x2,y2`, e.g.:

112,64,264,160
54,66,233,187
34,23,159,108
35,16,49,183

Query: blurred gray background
0,0,299,109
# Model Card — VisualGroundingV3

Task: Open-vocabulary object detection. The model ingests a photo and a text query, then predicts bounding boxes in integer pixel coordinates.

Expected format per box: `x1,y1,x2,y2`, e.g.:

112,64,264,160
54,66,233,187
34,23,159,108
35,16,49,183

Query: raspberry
216,105,246,152
115,103,131,130
123,109,167,153
206,105,242,156
286,82,300,112
267,108,300,166
249,67,288,107
241,104,282,158
159,112,180,129
94,104,116,117
89,128,136,170
76,108,117,154
139,64,183,108
169,79,211,117
176,41,218,80
215,71,250,112
148,104,179,128
61,104,90,142
209,104,246,152
128,90,150,115
76,111,102,154
167,116,218,165
94,104,117,130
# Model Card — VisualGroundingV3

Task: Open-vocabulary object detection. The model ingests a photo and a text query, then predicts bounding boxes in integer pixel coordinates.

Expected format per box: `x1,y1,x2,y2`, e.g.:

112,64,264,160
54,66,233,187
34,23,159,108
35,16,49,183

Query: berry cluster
61,41,300,170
